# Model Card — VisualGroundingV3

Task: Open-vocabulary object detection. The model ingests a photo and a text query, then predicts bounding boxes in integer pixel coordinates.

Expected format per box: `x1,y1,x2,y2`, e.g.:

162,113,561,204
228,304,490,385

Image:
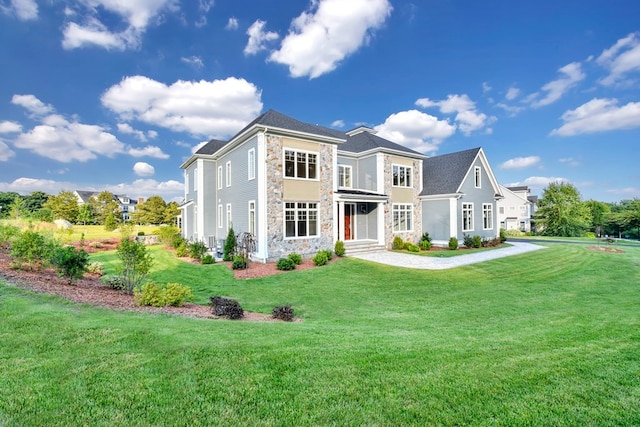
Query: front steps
343,240,387,255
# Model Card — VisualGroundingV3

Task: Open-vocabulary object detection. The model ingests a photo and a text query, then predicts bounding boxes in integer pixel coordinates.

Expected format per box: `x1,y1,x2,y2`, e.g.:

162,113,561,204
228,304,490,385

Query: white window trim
248,200,256,236
283,148,319,181
217,204,223,228
392,164,412,188
483,203,493,230
193,167,198,191
217,166,222,190
474,166,481,189
248,148,256,181
226,203,232,230
226,161,231,188
283,201,319,239
463,202,474,232
338,165,352,189
392,203,413,232
184,171,189,197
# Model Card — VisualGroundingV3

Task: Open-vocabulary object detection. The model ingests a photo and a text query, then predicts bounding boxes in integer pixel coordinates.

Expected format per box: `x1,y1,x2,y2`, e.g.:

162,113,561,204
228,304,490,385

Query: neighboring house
496,185,535,232
179,110,503,261
74,190,139,222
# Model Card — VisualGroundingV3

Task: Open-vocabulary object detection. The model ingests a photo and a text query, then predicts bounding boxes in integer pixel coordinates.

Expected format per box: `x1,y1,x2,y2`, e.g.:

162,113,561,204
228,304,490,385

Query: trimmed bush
188,240,207,261
404,242,420,252
499,227,507,243
133,282,194,307
223,227,237,262
272,305,295,322
471,235,482,248
419,239,431,251
312,251,329,266
210,296,244,320
101,275,126,290
170,233,186,249
463,234,474,248
288,252,302,265
321,249,333,260
50,245,90,285
86,261,104,276
163,282,194,307
448,237,459,250
334,240,346,257
175,243,188,258
277,257,296,271
201,254,215,265
392,236,404,250
137,231,145,236
232,255,247,270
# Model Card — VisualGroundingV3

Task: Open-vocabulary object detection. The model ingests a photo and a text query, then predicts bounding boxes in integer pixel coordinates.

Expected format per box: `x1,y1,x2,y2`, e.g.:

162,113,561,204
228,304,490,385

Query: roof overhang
338,147,425,160
419,192,463,201
335,190,388,203
179,199,194,209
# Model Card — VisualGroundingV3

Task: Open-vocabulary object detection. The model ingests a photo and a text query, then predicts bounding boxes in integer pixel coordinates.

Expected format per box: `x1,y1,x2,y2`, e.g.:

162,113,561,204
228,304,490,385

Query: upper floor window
463,203,474,232
217,204,223,228
499,206,505,215
338,165,352,188
474,166,481,188
392,165,412,188
226,161,231,187
392,203,413,232
284,149,317,180
217,166,222,190
193,167,197,191
483,203,493,230
248,148,256,180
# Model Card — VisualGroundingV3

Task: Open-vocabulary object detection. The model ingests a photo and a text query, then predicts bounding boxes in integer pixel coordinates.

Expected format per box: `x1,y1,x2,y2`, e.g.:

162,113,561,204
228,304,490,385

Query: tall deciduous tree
90,191,120,225
164,201,180,225
43,190,79,223
133,196,167,225
585,200,610,237
77,203,94,225
535,182,591,237
23,191,49,214
0,192,21,218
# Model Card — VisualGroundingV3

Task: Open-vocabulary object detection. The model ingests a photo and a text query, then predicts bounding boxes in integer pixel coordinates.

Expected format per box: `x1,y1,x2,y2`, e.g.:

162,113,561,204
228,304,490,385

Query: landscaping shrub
188,240,207,261
499,227,508,243
201,254,215,265
116,238,153,294
137,231,145,236
404,242,420,252
312,251,329,266
482,237,502,247
101,275,126,290
89,241,104,249
0,224,19,250
50,245,90,285
104,213,118,231
170,233,186,249
288,252,302,265
162,282,194,307
471,235,482,248
232,255,247,270
272,305,295,322
175,243,188,257
585,231,596,238
419,232,432,251
210,296,244,319
133,282,165,307
463,234,474,248
86,261,104,276
448,237,459,250
10,229,55,270
321,249,333,260
392,236,404,250
223,227,237,262
334,240,346,257
277,257,296,271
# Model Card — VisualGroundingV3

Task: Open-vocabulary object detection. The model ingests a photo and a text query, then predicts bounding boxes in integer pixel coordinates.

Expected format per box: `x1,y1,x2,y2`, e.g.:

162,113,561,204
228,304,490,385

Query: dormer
345,126,377,136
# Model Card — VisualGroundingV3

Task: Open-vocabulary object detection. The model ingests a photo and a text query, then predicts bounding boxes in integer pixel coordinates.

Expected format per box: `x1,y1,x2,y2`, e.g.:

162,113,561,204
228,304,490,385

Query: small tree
50,246,90,285
116,238,153,294
104,213,118,231
223,226,237,262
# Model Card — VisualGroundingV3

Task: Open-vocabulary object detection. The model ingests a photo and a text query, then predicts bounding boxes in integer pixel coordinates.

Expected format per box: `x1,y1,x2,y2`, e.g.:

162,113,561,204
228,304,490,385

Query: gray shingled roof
420,147,481,196
233,109,345,141
196,139,227,155
507,185,529,192
339,130,423,156
75,190,95,203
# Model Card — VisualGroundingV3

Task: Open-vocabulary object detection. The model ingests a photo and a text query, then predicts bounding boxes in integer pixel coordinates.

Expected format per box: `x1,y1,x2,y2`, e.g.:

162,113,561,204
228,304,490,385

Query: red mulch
586,246,624,253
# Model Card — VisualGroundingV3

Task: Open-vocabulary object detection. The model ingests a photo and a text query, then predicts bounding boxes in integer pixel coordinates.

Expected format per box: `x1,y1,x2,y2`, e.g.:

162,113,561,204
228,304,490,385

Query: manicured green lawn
1,243,639,425
393,243,513,258
0,220,158,243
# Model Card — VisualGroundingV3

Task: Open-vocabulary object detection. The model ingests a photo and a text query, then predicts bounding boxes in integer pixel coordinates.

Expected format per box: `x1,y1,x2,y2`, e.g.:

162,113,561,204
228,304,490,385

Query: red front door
344,204,354,240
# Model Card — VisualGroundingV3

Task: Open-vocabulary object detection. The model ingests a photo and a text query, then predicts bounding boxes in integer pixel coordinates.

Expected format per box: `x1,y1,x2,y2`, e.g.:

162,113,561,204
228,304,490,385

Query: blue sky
1,0,639,203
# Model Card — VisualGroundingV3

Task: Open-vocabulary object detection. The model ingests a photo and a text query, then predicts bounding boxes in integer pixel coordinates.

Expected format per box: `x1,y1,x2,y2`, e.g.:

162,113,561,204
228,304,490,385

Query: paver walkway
350,241,545,270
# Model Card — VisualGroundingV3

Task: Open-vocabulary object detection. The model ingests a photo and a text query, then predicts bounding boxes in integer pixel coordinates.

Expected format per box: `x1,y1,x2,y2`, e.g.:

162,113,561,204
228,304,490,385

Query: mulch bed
586,246,624,253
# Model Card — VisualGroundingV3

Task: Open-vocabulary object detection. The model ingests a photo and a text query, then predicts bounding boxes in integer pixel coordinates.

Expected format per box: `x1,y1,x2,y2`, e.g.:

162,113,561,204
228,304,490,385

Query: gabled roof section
75,190,95,204
420,147,482,196
242,109,346,141
499,184,531,204
339,130,424,158
196,139,227,155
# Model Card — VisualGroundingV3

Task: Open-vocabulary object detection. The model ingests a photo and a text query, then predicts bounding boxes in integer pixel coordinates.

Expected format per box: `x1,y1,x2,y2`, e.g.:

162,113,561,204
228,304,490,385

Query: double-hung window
284,149,317,179
483,203,493,230
392,165,412,187
226,204,232,229
217,204,223,228
226,161,231,187
248,201,256,235
463,203,474,232
248,148,256,180
338,165,352,188
217,166,222,190
284,202,318,238
392,204,413,232
474,166,481,188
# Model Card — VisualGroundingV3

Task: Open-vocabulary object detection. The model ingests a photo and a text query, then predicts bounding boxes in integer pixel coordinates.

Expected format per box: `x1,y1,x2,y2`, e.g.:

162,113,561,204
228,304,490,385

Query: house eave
338,147,425,160
419,192,463,201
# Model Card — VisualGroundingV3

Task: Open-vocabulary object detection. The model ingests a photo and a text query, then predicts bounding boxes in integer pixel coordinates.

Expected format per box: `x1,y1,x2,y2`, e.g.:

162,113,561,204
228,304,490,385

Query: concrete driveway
349,241,546,270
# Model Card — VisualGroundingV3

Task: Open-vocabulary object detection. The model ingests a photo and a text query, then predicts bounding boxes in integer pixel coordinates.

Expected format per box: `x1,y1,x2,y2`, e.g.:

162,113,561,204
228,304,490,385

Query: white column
377,202,385,246
449,198,458,239
338,201,345,241
256,132,268,262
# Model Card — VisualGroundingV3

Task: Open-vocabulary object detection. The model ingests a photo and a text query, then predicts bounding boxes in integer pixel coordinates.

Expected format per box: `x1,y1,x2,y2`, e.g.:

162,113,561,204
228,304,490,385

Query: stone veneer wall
264,135,335,261
383,155,422,247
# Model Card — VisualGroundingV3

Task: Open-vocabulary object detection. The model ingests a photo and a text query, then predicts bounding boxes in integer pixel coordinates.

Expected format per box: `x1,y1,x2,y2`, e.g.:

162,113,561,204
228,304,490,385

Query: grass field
1,243,639,425
0,220,160,243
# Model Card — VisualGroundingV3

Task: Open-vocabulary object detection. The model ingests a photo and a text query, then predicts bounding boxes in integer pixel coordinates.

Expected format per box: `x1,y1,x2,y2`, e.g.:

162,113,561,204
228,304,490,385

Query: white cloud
495,102,525,117
14,114,127,162
505,87,520,101
559,157,580,167
0,177,67,194
597,32,640,86
226,17,239,30
11,94,54,116
0,141,15,161
244,20,279,56
133,161,155,176
500,156,540,169
606,186,640,196
509,176,569,191
416,94,493,135
195,0,214,27
0,121,22,133
191,140,208,153
0,0,38,20
530,62,585,108
117,122,148,141
269,0,392,78
101,75,263,138
550,98,640,136
331,119,345,128
147,130,158,139
127,145,169,159
374,109,456,154
482,82,492,93
181,55,204,69
62,0,179,50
